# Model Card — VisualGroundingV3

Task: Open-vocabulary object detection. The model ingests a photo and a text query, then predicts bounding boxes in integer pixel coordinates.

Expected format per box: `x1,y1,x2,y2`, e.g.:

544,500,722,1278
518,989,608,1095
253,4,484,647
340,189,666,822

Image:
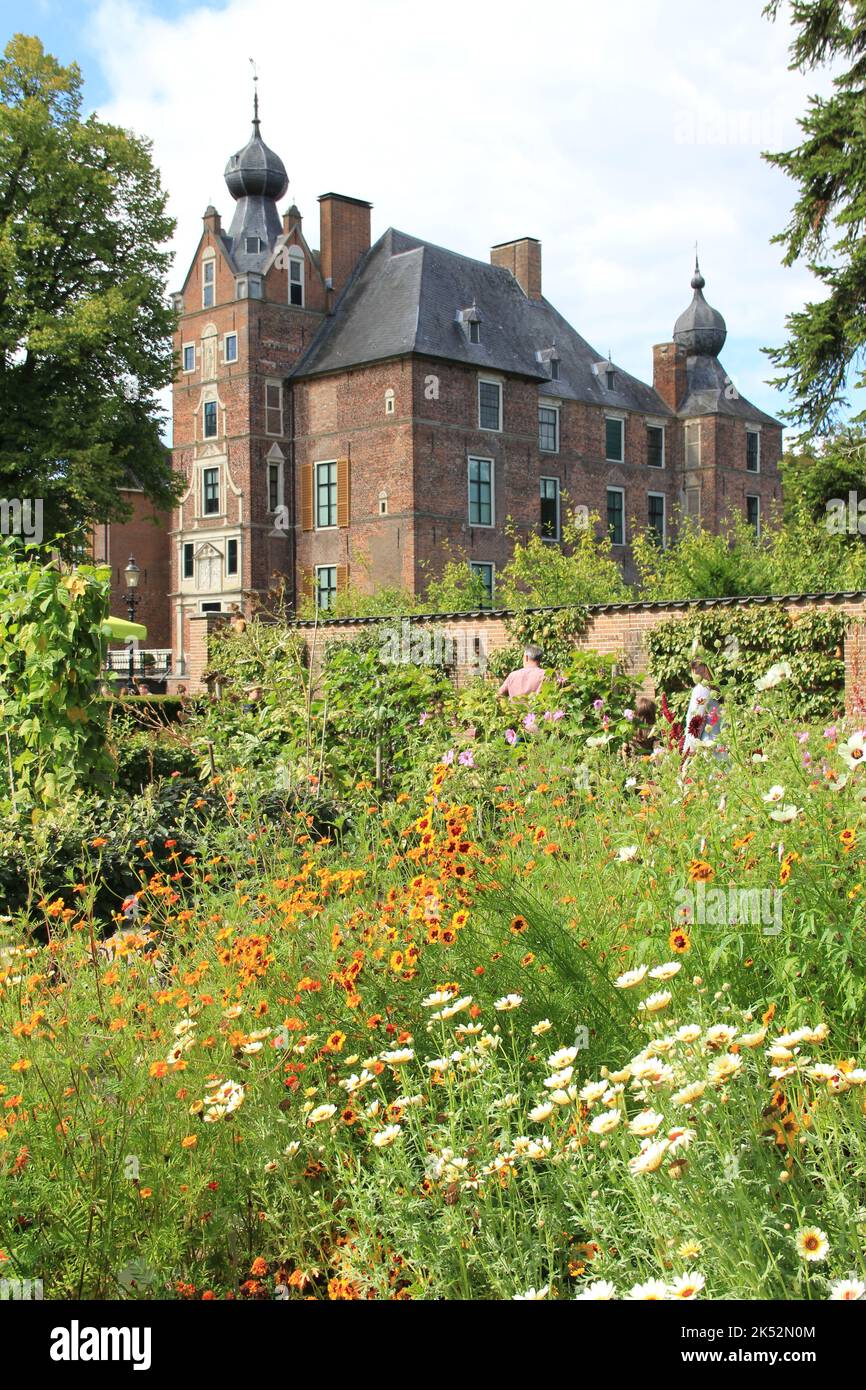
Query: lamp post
124,555,141,689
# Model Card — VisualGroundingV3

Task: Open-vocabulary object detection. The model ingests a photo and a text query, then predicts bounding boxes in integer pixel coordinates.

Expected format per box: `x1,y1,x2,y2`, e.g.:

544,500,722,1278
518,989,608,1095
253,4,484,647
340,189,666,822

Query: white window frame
607,485,626,546
540,476,561,542
315,459,338,531
647,490,666,545
202,254,215,309
385,388,395,416
182,541,194,580
467,455,495,529
646,421,666,469
685,485,702,524
604,414,625,463
225,536,240,577
202,397,219,440
201,465,221,517
315,564,337,612
685,421,702,469
478,377,503,433
287,247,305,307
201,601,222,613
470,561,495,606
538,403,560,454
746,428,761,474
224,332,238,364
182,343,196,374
265,380,283,436
746,493,761,537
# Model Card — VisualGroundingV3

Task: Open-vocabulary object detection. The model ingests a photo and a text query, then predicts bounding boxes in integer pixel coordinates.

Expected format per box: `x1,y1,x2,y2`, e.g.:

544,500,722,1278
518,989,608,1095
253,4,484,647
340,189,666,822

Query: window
538,405,559,453
607,486,625,546
378,490,388,516
746,494,761,535
470,562,494,606
201,602,222,613
606,369,616,391
469,319,481,345
203,400,218,439
226,538,239,576
224,333,238,364
245,236,262,254
647,424,665,468
182,542,194,579
316,461,338,529
202,258,215,309
288,252,304,307
385,389,395,416
268,461,282,513
605,416,624,462
550,357,560,381
746,430,760,473
265,382,283,436
182,344,195,373
203,467,220,516
468,457,494,527
478,379,502,431
540,477,560,541
316,565,337,611
647,492,666,545
685,486,701,524
685,421,701,468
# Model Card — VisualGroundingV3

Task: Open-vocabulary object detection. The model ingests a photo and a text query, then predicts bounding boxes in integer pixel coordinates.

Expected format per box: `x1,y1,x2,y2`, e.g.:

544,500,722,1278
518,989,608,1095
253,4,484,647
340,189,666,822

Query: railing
104,648,173,678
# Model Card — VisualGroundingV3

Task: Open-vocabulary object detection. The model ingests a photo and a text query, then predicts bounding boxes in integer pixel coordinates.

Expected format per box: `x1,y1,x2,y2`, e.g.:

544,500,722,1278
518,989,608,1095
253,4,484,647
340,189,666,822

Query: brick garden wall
178,590,866,713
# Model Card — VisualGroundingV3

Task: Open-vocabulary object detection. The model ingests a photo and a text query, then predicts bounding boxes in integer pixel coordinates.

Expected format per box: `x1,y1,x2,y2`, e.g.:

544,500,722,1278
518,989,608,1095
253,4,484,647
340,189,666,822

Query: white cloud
86,0,840,416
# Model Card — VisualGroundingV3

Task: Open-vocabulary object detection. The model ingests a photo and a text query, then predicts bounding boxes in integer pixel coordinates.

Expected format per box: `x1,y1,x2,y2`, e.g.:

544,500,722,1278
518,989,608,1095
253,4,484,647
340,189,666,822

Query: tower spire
249,58,260,134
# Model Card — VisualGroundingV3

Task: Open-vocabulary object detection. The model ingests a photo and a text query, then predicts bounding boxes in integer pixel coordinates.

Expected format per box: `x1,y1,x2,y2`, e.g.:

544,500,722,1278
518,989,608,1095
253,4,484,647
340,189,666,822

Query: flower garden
2,569,866,1303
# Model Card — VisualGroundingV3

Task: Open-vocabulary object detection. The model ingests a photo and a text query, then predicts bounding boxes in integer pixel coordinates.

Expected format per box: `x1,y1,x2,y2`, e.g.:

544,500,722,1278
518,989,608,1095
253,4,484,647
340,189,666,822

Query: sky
4,0,850,425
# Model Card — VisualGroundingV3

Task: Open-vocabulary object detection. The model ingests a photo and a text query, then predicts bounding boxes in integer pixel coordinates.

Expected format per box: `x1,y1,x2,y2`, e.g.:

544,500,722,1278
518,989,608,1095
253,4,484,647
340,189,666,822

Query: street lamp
124,555,141,690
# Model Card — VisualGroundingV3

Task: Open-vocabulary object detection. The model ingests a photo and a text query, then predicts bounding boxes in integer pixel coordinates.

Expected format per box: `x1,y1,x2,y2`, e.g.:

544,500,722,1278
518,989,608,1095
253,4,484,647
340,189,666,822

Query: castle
95,100,782,679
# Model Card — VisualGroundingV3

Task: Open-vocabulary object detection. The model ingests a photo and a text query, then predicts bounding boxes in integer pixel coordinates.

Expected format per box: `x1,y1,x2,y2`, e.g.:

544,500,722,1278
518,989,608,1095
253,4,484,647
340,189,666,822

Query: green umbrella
102,616,148,642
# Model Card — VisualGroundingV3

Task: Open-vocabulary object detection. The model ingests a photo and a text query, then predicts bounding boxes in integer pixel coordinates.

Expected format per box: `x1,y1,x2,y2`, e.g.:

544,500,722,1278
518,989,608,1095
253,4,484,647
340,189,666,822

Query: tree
779,425,866,525
0,35,179,548
763,1,866,434
495,510,629,609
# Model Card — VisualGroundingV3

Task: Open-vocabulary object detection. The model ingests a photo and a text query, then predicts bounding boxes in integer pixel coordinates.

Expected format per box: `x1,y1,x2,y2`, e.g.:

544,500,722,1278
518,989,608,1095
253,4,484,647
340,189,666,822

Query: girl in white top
682,660,723,755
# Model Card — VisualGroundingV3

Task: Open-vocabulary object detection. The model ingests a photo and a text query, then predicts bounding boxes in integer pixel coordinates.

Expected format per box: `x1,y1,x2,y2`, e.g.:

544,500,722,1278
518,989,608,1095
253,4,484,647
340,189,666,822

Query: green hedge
645,608,846,721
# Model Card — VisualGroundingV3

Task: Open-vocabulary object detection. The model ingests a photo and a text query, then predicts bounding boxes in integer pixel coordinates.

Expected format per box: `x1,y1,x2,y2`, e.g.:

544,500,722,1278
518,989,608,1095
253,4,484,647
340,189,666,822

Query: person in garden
682,659,723,756
498,644,545,699
621,695,658,762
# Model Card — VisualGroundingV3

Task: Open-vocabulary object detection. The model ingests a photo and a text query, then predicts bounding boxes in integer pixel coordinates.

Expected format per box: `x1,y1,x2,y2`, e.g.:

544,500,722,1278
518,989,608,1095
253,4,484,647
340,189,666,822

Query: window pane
747,495,760,533
183,543,194,578
479,381,501,430
316,566,337,610
225,335,237,363
226,538,238,574
538,407,558,452
607,488,624,545
470,563,494,605
685,423,700,468
648,494,665,543
183,345,195,371
647,425,664,467
540,478,559,539
746,432,759,471
203,401,217,438
605,417,623,461
203,468,219,515
316,462,337,527
269,464,280,512
468,458,492,526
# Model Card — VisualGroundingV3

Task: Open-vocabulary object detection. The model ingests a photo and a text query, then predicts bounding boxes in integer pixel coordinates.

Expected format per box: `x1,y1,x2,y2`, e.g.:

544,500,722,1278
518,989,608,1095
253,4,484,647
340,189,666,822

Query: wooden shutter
336,456,350,528
301,567,314,600
335,564,348,595
300,463,313,531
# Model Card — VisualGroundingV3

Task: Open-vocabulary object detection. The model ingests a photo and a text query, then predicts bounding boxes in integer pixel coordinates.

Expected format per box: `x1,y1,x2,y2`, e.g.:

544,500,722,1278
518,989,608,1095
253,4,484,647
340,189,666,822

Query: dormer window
535,346,560,380
457,303,482,343
606,369,616,391
245,236,263,254
551,357,560,380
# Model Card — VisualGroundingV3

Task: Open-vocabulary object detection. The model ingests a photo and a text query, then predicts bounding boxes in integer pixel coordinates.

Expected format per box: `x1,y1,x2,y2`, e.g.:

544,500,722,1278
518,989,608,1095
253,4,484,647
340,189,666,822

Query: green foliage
0,34,179,544
780,427,866,526
645,605,846,720
496,510,629,609
297,582,418,621
422,556,490,612
0,535,112,804
763,1,866,433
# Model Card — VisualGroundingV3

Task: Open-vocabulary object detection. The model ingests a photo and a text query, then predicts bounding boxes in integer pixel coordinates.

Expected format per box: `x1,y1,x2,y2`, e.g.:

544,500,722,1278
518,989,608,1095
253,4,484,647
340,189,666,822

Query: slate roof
677,352,780,425
291,228,673,416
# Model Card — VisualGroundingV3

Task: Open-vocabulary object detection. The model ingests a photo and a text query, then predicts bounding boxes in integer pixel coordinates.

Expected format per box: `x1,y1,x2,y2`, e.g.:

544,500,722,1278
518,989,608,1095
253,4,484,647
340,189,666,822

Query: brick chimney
318,193,372,301
490,237,542,300
653,341,688,411
202,205,221,235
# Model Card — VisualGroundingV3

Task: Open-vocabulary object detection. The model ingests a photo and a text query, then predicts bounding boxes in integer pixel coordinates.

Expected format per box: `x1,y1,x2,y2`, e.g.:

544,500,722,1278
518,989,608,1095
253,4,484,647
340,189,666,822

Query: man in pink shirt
498,645,546,698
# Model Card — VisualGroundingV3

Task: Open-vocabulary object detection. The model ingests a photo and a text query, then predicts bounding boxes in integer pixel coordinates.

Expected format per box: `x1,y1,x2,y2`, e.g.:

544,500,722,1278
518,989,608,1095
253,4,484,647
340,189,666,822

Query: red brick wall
91,490,171,649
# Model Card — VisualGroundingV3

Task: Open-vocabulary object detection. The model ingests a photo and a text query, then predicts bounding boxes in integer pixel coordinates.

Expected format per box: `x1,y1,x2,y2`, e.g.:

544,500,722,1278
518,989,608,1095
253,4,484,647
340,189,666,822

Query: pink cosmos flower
458,749,475,767
505,729,518,745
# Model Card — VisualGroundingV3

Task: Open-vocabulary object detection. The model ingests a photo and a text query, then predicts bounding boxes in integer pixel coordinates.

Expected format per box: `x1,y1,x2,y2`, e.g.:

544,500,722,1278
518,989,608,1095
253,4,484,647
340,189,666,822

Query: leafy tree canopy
0,34,180,547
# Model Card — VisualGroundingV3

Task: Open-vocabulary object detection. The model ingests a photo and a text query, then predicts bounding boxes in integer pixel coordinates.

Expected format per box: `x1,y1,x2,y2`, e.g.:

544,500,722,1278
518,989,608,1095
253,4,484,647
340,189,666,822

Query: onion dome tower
223,84,288,266
673,258,727,357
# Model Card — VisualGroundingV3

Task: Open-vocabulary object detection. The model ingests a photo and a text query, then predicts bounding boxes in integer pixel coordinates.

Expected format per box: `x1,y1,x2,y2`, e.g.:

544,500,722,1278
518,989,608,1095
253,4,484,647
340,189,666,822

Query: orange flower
688,859,714,883
668,928,691,955
181,1135,198,1149
510,916,529,935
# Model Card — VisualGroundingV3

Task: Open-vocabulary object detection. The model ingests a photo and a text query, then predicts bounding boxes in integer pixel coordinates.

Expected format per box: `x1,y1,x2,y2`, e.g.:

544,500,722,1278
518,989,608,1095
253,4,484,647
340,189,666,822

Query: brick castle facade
101,101,783,676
